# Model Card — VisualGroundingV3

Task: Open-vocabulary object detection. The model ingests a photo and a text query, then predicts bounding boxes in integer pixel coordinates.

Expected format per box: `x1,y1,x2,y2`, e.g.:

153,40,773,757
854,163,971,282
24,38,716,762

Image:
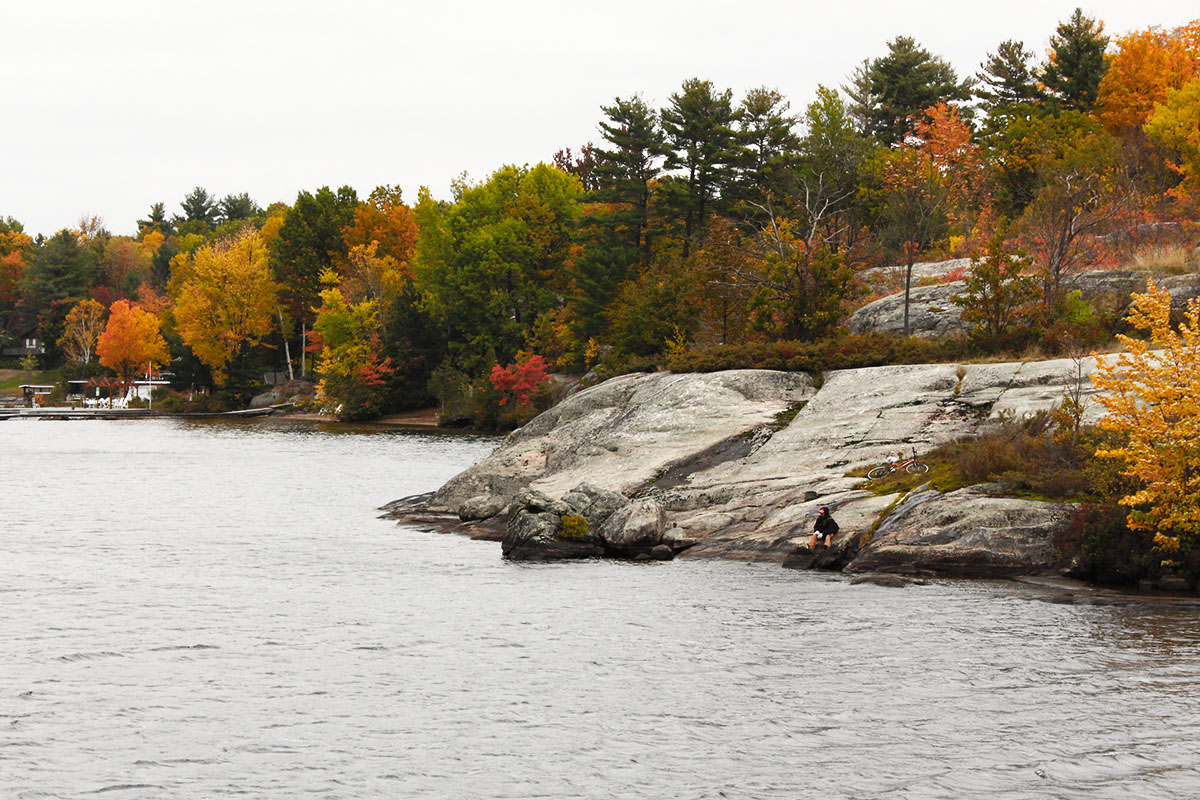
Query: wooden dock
0,406,283,421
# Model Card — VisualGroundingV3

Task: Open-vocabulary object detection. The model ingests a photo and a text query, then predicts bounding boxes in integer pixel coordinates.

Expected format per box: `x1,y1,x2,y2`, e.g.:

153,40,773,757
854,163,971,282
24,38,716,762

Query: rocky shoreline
382,359,1131,577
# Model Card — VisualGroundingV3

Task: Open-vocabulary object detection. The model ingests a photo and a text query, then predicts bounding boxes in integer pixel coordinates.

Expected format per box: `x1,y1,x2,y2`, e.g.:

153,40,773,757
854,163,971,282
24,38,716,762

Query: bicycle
867,449,930,480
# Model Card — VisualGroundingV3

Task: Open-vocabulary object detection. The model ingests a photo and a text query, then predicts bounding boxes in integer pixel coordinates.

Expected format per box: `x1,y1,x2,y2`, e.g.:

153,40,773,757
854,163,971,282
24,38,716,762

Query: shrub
558,515,589,540
665,333,968,375
1054,504,1156,584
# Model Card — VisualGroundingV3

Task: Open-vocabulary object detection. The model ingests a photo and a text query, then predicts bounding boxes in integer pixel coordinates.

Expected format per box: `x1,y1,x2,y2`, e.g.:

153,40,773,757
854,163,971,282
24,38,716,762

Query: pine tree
1040,8,1110,112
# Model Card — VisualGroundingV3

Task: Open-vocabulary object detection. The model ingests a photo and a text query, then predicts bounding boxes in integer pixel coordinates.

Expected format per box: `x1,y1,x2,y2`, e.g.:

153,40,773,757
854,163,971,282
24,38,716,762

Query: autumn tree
1097,24,1200,135
1016,113,1131,306
1093,281,1200,559
0,218,32,325
950,233,1038,348
1145,75,1200,199
1039,8,1109,113
96,299,168,389
172,228,279,391
58,298,107,364
312,285,393,421
880,103,981,335
341,185,418,271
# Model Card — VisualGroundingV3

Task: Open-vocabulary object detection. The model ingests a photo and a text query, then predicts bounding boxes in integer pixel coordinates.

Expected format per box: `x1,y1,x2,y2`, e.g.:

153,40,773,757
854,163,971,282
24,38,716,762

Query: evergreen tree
660,78,739,257
272,185,359,325
19,230,95,316
177,187,219,227
977,40,1043,127
137,202,175,237
218,193,260,224
846,36,974,145
730,87,801,218
591,94,666,270
1039,8,1110,112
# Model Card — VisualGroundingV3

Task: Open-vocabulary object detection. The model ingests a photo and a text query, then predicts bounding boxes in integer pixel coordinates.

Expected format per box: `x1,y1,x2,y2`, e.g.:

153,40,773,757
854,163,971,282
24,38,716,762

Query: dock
0,406,284,421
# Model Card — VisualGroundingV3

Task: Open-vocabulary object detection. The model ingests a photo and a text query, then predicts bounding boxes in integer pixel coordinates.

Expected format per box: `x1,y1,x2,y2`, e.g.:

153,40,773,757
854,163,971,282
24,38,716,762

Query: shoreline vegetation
5,10,1200,594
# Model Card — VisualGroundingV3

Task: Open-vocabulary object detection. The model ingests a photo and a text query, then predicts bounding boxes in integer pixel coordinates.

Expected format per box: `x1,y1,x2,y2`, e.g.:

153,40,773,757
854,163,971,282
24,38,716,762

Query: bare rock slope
392,357,1110,576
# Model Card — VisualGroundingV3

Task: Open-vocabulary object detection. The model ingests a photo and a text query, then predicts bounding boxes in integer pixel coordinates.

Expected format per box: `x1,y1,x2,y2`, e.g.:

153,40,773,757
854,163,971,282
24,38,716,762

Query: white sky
2,0,1197,238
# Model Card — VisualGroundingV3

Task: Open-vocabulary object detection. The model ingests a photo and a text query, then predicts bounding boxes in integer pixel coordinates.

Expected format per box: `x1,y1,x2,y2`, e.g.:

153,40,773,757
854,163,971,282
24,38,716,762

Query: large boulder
847,486,1075,577
501,508,604,561
597,497,667,556
431,369,815,515
845,268,1200,339
845,281,968,339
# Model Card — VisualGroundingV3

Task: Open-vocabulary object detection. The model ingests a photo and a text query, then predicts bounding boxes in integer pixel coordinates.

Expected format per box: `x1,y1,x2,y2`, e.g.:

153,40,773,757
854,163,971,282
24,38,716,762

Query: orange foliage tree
881,102,981,335
1098,22,1200,134
97,299,168,389
341,185,418,274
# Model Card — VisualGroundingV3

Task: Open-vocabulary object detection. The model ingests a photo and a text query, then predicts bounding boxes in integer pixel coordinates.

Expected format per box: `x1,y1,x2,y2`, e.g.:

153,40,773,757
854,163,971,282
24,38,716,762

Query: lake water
2,418,1199,799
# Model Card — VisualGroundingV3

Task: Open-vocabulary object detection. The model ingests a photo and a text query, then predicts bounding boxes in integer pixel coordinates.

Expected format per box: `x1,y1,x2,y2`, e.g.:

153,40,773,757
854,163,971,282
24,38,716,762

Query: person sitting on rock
810,507,839,550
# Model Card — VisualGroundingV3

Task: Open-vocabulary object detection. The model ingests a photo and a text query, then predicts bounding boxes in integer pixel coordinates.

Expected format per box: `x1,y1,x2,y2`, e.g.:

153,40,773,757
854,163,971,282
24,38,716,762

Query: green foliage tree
608,261,701,357
795,85,876,255
176,186,219,233
846,36,974,145
1039,8,1110,113
591,94,666,270
19,230,95,317
414,164,581,375
218,193,260,224
730,87,800,217
659,78,739,257
271,185,358,326
137,202,175,237
976,40,1045,140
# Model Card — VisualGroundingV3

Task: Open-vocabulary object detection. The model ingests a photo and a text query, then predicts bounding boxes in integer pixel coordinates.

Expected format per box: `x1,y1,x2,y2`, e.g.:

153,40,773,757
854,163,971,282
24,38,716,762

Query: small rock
848,573,911,588
1158,576,1192,593
662,526,699,552
458,494,507,522
648,544,675,561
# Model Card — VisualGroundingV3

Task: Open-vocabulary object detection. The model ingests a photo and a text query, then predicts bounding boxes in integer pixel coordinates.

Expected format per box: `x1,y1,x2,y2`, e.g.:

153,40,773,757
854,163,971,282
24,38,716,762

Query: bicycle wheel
867,466,891,480
906,461,930,474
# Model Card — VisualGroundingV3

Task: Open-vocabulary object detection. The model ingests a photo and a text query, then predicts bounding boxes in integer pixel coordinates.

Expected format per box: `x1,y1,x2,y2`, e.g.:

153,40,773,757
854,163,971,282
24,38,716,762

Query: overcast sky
2,1,1196,238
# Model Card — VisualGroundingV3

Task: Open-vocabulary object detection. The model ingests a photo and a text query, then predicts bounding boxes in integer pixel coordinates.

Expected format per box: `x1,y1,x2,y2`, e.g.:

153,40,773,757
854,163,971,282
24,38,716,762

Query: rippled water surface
3,419,1200,799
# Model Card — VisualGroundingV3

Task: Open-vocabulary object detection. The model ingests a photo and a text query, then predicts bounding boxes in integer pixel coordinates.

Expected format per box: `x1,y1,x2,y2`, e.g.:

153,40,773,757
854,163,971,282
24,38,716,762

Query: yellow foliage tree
59,298,107,364
171,229,279,384
1093,280,1200,554
1145,75,1200,199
